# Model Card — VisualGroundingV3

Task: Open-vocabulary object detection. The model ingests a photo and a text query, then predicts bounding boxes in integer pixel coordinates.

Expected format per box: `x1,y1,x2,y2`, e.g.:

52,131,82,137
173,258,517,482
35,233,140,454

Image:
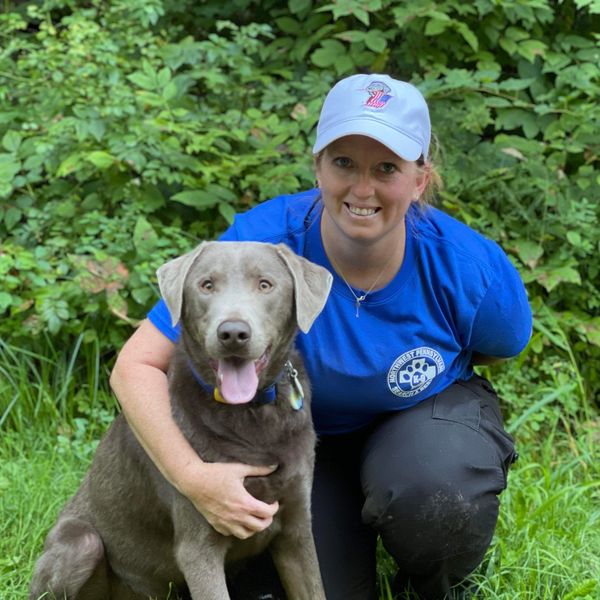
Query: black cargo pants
229,375,517,600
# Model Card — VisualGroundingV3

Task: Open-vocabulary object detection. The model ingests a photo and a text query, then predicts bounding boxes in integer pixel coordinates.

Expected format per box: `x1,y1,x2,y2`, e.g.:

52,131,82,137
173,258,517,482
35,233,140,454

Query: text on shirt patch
387,347,445,398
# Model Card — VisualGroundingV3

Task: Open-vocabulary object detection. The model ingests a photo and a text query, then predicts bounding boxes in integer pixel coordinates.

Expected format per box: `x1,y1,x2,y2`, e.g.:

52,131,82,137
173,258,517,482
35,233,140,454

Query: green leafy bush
1,0,598,409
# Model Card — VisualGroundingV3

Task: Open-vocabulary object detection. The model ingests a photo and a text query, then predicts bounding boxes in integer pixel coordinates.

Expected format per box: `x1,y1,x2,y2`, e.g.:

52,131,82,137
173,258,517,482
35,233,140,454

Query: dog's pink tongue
217,359,258,404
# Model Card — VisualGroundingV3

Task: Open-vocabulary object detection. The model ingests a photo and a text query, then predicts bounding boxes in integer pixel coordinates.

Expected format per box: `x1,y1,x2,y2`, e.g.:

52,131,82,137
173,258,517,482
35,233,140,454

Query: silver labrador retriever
30,241,332,600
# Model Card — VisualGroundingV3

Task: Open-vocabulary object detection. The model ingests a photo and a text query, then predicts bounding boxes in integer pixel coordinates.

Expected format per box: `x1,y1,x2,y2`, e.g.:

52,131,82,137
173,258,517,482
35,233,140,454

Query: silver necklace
328,247,401,318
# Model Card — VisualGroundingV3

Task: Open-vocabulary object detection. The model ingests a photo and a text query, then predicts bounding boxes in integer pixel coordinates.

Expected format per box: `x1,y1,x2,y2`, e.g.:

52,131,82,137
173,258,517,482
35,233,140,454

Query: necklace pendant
355,295,365,318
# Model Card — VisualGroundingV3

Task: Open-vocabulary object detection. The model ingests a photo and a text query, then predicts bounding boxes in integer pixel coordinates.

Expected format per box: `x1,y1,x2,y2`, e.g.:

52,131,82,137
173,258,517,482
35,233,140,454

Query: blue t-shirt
148,189,532,435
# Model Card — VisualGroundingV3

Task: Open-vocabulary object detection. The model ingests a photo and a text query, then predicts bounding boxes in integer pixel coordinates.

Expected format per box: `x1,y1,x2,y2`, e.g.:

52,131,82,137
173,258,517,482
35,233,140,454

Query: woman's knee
359,394,508,562
362,471,500,563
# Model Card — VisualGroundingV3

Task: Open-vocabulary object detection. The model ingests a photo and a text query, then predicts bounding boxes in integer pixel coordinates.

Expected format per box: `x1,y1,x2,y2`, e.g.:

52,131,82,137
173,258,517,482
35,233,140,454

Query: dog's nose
217,320,251,348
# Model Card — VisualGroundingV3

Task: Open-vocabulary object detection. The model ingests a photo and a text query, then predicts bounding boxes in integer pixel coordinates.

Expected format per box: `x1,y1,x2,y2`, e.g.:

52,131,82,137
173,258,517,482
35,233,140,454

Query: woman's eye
378,162,397,175
200,279,214,292
333,156,353,169
259,279,273,292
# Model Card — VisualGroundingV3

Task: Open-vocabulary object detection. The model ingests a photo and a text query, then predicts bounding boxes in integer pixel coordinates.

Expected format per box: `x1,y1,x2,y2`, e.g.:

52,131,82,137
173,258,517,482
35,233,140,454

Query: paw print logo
399,358,436,389
388,347,446,399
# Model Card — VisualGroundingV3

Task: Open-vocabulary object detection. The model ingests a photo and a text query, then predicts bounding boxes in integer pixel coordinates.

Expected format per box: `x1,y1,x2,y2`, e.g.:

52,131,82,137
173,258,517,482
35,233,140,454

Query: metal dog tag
285,361,304,411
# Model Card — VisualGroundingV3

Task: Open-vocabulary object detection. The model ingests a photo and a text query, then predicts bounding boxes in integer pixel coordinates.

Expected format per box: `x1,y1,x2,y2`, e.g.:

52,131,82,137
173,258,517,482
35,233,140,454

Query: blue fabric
148,189,532,435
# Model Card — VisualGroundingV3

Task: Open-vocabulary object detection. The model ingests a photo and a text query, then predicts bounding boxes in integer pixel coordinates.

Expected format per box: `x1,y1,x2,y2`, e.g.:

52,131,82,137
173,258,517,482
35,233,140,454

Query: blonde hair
415,133,443,207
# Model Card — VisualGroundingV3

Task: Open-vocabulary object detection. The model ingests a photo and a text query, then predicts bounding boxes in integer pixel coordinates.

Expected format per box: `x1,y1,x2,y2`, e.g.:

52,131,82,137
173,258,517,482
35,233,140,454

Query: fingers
244,463,279,477
213,510,277,539
190,461,280,540
217,491,279,539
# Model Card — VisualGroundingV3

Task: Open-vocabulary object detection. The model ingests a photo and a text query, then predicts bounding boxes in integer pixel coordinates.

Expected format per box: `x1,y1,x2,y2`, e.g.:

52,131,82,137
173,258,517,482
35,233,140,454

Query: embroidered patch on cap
387,347,445,398
364,81,392,109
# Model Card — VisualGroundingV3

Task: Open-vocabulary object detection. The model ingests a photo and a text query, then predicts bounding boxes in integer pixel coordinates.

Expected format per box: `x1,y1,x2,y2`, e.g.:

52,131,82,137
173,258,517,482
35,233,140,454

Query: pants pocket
431,380,481,432
470,376,518,483
433,376,518,488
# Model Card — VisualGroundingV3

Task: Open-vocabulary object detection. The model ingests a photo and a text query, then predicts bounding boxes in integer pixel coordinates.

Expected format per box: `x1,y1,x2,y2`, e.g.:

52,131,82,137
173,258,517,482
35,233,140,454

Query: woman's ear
415,161,431,198
313,150,324,189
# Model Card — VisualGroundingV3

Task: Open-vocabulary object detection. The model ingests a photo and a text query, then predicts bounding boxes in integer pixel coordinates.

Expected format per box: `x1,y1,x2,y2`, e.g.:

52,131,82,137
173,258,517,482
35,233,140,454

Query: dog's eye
258,279,273,292
200,279,214,293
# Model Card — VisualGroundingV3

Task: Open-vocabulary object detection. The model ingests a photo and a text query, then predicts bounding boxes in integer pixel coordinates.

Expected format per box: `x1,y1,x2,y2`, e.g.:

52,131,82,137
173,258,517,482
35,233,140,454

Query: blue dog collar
187,360,303,410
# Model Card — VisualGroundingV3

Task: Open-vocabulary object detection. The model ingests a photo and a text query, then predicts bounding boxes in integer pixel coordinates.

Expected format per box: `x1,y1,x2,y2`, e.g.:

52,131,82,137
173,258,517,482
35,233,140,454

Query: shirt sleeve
467,261,533,358
147,299,181,342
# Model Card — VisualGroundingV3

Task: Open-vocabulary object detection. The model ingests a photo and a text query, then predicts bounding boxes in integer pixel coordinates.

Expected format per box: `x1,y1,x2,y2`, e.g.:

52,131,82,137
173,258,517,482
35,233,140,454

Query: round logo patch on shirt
387,347,445,398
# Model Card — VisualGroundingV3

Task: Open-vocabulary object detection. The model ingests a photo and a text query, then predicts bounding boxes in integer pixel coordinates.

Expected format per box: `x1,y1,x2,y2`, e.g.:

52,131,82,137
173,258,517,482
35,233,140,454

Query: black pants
229,376,517,600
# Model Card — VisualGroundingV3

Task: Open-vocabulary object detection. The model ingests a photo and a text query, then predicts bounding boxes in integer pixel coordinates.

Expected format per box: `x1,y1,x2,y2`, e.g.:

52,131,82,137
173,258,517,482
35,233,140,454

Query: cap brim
312,119,423,161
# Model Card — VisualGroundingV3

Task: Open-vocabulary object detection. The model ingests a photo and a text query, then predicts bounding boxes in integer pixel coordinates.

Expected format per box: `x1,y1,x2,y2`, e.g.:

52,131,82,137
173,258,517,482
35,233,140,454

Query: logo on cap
364,81,392,109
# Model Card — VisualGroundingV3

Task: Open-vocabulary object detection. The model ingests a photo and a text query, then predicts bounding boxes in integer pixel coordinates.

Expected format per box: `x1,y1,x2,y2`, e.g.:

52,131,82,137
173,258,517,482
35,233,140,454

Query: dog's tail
29,517,106,600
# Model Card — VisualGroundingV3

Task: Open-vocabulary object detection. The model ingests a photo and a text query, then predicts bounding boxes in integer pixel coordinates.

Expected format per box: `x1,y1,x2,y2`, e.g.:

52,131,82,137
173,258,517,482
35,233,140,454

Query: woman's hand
182,461,280,539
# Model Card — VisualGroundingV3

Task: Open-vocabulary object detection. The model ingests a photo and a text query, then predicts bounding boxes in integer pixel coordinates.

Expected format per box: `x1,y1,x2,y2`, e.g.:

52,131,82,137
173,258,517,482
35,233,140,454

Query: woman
111,74,532,599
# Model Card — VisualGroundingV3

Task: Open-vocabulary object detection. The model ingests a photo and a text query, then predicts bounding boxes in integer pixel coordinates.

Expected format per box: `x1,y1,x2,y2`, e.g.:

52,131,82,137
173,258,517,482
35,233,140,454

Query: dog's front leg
271,528,325,600
270,486,326,600
173,504,231,600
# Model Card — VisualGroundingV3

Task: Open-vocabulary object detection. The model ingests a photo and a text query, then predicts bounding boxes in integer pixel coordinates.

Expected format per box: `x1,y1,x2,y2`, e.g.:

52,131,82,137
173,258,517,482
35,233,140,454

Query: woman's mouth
345,203,380,217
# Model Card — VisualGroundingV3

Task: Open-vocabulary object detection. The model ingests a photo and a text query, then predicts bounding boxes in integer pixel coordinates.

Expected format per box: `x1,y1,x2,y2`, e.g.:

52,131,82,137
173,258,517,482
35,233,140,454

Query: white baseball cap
312,74,431,161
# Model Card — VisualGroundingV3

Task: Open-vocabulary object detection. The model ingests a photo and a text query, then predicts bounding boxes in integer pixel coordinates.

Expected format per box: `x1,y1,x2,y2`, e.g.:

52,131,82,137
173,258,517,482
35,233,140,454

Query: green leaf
57,154,83,177
218,202,236,225
127,71,156,90
513,239,544,269
0,154,20,182
85,151,115,170
2,130,22,153
88,119,106,142
517,40,547,62
0,292,12,312
353,8,370,26
4,207,22,230
162,81,178,101
537,265,582,292
425,17,450,36
582,319,600,348
335,30,366,43
276,17,300,34
133,216,159,256
499,38,518,56
456,23,478,52
311,40,346,67
288,0,312,15
364,30,387,53
157,68,171,88
170,190,220,208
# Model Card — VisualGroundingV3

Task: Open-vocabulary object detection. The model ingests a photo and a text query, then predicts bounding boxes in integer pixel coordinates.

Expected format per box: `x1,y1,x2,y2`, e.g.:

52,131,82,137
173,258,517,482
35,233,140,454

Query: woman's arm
109,319,279,539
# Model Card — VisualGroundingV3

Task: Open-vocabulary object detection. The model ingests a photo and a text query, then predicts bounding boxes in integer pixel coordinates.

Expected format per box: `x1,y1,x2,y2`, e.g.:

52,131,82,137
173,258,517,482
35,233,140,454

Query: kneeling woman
111,73,531,600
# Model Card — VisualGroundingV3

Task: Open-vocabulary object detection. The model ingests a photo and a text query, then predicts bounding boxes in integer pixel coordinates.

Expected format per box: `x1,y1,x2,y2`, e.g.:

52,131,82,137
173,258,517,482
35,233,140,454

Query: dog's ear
156,242,209,327
276,244,333,333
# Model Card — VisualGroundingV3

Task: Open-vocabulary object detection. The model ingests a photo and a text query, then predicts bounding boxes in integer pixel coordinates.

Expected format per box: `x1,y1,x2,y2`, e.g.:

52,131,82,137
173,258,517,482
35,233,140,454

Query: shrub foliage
1,0,599,404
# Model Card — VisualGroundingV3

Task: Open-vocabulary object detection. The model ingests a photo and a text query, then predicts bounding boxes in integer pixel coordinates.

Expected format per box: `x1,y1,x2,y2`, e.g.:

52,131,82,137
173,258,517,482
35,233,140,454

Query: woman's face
316,135,429,248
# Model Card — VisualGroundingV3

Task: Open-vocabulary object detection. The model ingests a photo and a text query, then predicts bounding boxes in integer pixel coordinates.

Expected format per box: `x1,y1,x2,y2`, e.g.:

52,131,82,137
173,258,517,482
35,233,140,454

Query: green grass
1,340,599,599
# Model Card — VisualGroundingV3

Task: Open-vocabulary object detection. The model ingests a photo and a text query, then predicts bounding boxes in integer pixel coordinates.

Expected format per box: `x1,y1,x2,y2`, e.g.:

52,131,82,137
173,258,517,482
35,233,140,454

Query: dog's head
157,241,332,405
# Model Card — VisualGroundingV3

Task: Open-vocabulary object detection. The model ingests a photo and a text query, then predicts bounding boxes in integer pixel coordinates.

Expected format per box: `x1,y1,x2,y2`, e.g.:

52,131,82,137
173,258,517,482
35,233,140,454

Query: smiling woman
316,135,428,292
110,73,532,600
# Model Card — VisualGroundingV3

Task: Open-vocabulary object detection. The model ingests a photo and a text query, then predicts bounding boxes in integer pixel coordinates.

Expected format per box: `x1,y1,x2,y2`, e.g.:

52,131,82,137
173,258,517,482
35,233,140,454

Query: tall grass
0,337,115,597
1,339,599,599
0,336,110,431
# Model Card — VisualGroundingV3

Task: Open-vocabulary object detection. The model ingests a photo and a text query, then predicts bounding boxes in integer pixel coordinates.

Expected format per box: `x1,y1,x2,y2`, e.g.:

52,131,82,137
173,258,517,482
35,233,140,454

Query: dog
30,241,332,600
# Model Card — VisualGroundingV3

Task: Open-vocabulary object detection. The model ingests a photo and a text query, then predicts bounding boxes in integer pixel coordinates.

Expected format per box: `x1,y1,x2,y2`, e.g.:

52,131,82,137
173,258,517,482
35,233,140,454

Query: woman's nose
351,172,375,199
